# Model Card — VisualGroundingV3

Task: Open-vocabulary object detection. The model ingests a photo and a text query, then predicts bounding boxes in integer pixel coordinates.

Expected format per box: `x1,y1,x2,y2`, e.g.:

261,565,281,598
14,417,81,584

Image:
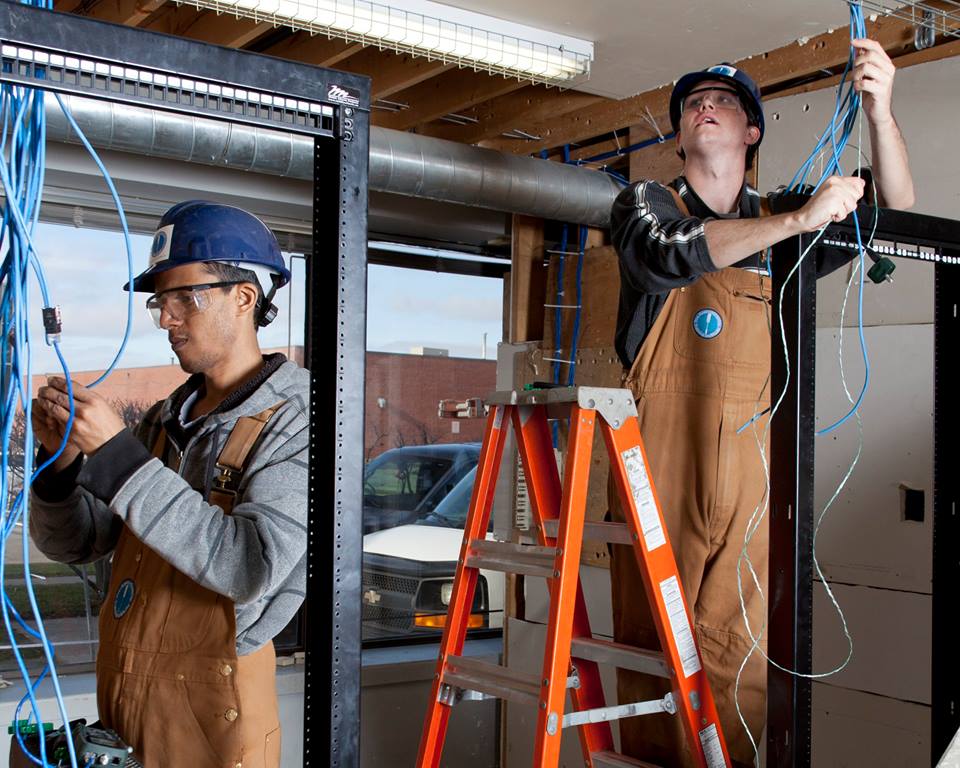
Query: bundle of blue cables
1,11,136,762
784,1,872,437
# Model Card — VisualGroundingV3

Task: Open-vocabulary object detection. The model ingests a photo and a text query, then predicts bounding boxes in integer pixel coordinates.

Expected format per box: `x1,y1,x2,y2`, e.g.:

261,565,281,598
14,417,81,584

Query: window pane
362,262,503,643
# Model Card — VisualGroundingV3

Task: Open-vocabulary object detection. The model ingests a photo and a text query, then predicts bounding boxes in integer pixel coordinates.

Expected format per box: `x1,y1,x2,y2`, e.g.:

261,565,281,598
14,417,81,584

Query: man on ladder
608,41,914,767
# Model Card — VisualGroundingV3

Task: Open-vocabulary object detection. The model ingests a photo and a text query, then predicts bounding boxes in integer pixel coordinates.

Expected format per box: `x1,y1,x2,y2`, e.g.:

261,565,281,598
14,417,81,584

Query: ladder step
465,539,558,578
442,655,540,707
571,637,670,679
591,751,662,768
541,519,633,545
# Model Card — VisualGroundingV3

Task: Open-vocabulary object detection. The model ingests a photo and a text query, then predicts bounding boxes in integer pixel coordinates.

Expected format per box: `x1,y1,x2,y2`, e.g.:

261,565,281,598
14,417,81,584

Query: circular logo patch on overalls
693,308,723,339
113,579,135,619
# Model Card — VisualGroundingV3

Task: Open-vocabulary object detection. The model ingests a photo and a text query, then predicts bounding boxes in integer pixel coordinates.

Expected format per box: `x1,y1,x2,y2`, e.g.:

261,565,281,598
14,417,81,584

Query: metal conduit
44,95,620,228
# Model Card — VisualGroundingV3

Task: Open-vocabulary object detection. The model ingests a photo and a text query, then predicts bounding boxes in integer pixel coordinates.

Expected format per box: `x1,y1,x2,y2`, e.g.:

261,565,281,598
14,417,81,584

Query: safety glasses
145,281,242,328
681,87,743,115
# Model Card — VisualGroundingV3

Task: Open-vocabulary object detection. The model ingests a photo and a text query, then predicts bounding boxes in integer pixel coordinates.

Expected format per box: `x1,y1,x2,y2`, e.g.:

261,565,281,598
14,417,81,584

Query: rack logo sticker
328,85,359,107
114,579,136,619
693,308,723,339
149,224,174,267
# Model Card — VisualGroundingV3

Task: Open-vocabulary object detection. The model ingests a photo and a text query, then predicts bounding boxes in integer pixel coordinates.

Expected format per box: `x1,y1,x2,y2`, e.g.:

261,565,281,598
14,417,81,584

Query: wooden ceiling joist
176,11,273,48
332,49,452,100
424,85,608,144
259,30,365,68
483,12,928,155
372,68,527,132
72,0,167,27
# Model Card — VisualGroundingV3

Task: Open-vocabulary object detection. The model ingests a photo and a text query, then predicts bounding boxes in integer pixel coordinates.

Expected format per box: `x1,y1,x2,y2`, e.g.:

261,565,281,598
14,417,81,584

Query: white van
361,467,504,640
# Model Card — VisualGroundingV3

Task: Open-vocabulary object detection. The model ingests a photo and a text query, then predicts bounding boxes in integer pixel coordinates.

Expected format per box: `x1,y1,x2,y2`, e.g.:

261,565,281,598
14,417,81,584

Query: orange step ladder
416,386,731,768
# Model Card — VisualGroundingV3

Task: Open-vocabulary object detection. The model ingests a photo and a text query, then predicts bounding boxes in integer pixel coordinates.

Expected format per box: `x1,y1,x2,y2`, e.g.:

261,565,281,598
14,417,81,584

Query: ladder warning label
493,406,504,429
659,575,702,679
620,446,666,552
698,723,725,768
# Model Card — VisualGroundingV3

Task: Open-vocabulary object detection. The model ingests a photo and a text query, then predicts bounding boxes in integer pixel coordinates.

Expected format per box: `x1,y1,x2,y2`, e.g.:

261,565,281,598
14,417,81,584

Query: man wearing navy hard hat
28,202,308,767
608,42,914,767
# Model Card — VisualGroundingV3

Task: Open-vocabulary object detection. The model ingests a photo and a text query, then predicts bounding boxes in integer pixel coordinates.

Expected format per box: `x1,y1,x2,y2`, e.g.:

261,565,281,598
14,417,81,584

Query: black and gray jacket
611,176,856,368
30,354,309,656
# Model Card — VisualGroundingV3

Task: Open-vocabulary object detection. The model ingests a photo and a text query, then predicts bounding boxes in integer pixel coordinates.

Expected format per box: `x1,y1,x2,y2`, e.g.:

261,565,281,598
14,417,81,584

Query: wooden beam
260,31,364,67
54,0,86,12
373,68,526,131
509,215,546,344
332,48,451,100
178,10,273,48
77,0,167,26
627,125,681,184
423,85,607,144
484,12,929,155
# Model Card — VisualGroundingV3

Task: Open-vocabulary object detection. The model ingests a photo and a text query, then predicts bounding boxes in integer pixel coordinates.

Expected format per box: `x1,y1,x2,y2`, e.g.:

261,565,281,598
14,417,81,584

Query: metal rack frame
767,200,960,767
0,3,370,765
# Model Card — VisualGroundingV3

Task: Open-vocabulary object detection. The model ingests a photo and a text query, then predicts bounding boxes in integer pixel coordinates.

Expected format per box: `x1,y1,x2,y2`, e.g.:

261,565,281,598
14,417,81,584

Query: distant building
30,347,495,460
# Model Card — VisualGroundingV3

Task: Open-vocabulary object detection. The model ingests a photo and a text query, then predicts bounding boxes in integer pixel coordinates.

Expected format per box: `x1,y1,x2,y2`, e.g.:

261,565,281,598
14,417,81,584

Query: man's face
149,263,242,374
676,79,760,162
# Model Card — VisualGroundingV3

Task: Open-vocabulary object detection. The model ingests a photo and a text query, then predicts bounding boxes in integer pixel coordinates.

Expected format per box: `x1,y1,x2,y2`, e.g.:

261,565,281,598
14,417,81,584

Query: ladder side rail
416,404,512,768
512,405,615,761
529,404,597,766
601,416,732,768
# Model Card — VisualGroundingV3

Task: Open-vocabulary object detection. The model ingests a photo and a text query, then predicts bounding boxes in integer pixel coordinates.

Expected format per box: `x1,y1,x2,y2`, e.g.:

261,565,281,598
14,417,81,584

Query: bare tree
112,399,151,431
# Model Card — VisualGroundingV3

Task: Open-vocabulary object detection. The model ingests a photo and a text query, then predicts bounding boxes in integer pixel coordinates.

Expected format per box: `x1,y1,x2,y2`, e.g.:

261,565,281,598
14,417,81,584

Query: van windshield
417,466,477,529
363,453,454,512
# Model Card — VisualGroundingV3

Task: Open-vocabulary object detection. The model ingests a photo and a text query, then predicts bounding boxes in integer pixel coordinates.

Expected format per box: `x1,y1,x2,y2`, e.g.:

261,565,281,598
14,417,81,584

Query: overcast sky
22,221,503,379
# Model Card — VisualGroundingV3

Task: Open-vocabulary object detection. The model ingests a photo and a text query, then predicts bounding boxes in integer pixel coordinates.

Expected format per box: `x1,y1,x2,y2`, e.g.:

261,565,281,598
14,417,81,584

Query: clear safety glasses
681,87,743,114
145,281,242,328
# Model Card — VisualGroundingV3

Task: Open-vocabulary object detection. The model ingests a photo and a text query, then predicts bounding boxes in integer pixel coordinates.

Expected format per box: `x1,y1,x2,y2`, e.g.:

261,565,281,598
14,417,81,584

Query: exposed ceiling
49,0,958,177
436,0,853,99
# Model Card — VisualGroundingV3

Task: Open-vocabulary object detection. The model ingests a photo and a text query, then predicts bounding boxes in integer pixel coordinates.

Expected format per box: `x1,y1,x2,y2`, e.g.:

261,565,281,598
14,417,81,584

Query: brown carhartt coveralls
95,420,283,767
610,240,772,768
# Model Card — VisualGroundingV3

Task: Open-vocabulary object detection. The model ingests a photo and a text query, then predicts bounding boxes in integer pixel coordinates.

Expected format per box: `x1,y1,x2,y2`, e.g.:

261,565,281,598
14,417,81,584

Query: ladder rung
571,637,670,679
442,655,540,707
591,751,662,768
563,694,674,729
541,519,633,545
465,539,558,578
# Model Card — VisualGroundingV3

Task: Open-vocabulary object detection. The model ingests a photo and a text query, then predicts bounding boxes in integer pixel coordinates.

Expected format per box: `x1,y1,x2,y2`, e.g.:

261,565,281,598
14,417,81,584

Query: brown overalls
610,192,771,768
96,409,283,767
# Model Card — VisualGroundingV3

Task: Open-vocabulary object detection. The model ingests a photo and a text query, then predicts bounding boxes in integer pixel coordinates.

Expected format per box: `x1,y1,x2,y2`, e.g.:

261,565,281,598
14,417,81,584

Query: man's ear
236,282,260,318
745,125,761,147
675,131,685,160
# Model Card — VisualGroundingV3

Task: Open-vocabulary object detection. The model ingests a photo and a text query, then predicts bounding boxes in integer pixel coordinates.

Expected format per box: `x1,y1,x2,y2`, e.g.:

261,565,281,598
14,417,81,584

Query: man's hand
852,38,896,126
30,399,82,471
35,377,126,456
794,176,866,232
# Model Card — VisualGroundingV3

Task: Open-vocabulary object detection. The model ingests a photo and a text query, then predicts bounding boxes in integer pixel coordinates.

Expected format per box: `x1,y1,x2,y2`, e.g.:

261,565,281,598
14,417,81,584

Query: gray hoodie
30,355,309,655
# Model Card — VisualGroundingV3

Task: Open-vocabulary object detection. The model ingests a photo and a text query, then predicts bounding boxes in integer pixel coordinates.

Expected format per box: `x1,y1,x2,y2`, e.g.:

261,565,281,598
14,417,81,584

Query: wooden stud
508,214,546,344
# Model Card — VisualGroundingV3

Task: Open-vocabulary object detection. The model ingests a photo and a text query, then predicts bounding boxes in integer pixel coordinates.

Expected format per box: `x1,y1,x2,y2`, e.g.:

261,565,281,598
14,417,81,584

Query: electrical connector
42,305,62,345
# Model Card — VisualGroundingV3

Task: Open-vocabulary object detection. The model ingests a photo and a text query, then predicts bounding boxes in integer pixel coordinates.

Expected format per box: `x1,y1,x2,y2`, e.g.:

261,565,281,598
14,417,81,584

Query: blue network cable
1,34,135,768
781,1,872,437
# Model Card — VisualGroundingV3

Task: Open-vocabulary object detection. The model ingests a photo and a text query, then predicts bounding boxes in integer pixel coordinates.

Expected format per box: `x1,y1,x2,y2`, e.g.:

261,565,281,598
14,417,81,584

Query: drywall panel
525,563,614,638
813,583,930,705
813,324,933,593
812,682,929,767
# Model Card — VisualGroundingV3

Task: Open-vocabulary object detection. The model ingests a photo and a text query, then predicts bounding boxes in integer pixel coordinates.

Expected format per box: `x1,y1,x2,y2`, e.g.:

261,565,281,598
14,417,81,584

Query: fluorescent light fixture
176,0,593,86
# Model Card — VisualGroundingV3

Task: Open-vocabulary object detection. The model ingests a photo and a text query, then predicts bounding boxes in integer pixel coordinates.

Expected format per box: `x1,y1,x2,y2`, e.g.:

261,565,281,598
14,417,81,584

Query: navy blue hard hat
125,201,291,293
670,64,764,143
